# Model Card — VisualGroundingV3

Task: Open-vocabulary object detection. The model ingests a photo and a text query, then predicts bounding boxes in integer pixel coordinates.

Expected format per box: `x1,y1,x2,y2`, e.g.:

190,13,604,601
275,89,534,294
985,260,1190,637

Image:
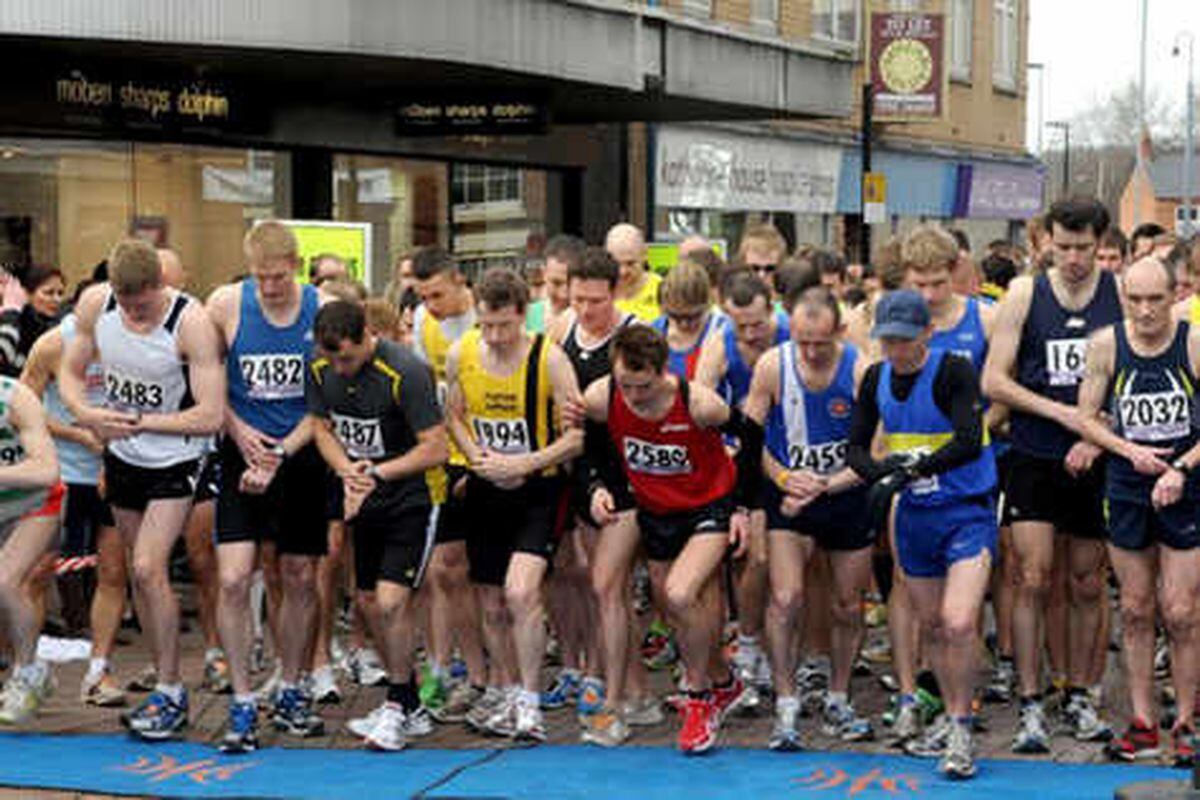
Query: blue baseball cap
871,289,931,340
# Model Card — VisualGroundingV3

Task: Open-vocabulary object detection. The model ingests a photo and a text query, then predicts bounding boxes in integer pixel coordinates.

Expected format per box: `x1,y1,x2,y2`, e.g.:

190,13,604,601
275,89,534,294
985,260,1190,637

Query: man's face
725,295,773,350
321,335,374,378
906,265,954,311
251,255,298,306
396,258,415,293
544,257,570,312
477,302,525,353
792,305,840,369
1050,224,1098,284
613,359,665,410
1122,261,1174,340
743,246,782,294
607,240,645,288
570,278,614,332
880,331,930,374
415,270,465,320
115,286,165,326
314,257,348,285
1094,247,1125,274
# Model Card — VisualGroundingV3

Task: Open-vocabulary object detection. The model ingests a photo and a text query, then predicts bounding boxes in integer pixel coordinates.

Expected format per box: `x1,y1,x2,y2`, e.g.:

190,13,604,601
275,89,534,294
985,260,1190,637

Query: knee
505,581,543,619
1119,597,1155,633
830,594,862,628
591,564,626,605
768,583,802,619
1018,561,1052,595
96,555,126,590
376,590,410,621
218,567,253,602
130,557,164,592
1161,596,1196,638
664,580,699,618
280,558,316,595
939,610,976,645
1070,570,1104,604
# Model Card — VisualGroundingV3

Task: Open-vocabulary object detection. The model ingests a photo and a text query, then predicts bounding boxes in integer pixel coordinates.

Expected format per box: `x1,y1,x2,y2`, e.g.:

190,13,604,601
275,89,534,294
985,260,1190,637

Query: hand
590,487,618,527
82,408,139,441
239,466,275,495
472,450,530,488
866,470,912,535
77,428,105,456
342,474,376,520
561,398,587,430
779,470,827,502
231,416,281,472
1063,440,1104,477
728,509,750,559
1123,443,1173,477
340,460,376,494
96,467,106,500
780,492,820,517
1152,468,1185,510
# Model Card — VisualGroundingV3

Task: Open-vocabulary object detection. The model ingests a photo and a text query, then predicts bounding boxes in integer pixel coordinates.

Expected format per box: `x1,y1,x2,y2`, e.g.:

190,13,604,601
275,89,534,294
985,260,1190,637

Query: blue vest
720,309,790,408
930,298,987,373
1012,270,1122,459
766,341,857,474
45,314,103,485
652,313,719,380
1107,321,1200,503
877,348,996,506
226,280,319,438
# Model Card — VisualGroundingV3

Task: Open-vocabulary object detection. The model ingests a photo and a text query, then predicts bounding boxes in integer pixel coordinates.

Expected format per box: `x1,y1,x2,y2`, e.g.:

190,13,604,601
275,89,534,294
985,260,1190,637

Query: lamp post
1046,121,1070,198
1175,32,1195,238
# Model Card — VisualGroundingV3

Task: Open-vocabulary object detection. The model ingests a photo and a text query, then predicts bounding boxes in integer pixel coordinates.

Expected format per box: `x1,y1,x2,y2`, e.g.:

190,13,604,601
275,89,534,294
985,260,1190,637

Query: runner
579,325,763,754
1075,256,1200,765
411,246,487,720
653,262,723,380
696,270,791,695
206,221,329,752
982,198,1120,753
608,224,662,323
742,286,873,750
0,376,62,724
445,267,582,741
21,311,125,708
848,289,997,779
307,300,449,752
59,238,225,740
735,224,789,302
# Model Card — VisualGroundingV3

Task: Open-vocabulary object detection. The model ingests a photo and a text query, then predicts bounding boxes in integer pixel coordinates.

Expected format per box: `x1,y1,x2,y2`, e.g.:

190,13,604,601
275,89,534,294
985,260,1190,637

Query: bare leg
0,516,59,666
1107,544,1157,724
183,500,220,650
1159,544,1200,730
827,547,873,695
590,511,640,707
311,522,345,672
217,542,258,695
89,525,126,661
765,529,810,699
277,554,318,685
652,534,729,692
505,554,549,693
1067,537,1106,688
1012,521,1055,698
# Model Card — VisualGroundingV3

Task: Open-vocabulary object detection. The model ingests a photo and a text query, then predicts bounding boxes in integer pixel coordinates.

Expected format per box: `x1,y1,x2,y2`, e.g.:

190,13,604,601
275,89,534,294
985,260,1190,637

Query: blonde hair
874,236,906,290
364,297,402,338
901,225,958,275
244,220,298,264
108,239,162,295
658,262,710,309
737,224,787,262
321,279,368,303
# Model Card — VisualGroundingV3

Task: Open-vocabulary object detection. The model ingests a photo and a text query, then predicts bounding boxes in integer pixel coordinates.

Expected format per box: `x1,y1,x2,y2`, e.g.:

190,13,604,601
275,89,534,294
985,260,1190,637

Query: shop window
992,0,1019,92
950,0,973,82
812,0,860,49
452,164,521,208
750,0,778,33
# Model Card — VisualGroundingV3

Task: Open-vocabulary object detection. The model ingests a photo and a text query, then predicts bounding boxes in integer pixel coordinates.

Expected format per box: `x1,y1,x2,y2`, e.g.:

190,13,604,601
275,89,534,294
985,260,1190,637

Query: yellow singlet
420,310,469,466
616,271,663,323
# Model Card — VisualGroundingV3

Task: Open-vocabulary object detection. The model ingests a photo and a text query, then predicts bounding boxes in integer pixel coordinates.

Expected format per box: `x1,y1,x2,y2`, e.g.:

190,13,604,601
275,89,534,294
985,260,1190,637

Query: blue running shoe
272,687,325,737
541,669,582,710
125,690,188,741
220,700,259,754
576,677,606,724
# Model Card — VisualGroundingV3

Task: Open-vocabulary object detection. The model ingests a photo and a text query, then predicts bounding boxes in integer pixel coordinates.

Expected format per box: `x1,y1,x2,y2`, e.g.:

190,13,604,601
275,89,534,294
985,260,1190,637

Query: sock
518,689,539,710
387,680,420,713
86,657,108,684
233,693,255,706
428,661,447,679
205,647,224,662
777,694,800,711
827,691,849,707
156,683,185,704
737,634,759,650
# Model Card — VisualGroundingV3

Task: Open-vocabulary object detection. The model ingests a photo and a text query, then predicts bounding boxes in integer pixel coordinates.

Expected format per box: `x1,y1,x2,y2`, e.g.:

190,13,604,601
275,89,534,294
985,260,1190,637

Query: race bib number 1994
473,417,531,454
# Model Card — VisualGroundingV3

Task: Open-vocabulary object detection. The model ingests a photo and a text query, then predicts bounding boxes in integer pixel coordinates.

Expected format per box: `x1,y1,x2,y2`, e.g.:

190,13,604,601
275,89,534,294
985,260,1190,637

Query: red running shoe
1105,718,1160,761
711,674,746,721
1172,724,1196,768
678,695,718,754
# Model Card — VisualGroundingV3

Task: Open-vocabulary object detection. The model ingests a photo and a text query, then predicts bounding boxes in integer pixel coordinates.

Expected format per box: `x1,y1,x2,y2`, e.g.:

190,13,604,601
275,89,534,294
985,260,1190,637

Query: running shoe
419,662,447,713
678,695,718,755
0,671,46,725
125,665,157,693
81,669,126,707
768,696,802,752
435,682,481,723
203,649,232,695
938,721,976,780
822,696,873,742
466,686,506,732
576,676,606,723
346,648,387,687
642,623,679,671
1067,693,1113,742
581,708,630,747
984,658,1015,704
125,690,188,740
540,668,582,709
904,714,951,758
1106,718,1160,761
364,702,407,752
624,695,666,727
1172,724,1196,768
219,700,259,754
272,686,325,737
514,701,547,742
347,702,387,739
310,664,342,705
402,705,435,737
712,675,747,720
482,691,517,737
890,697,922,744
1012,701,1050,754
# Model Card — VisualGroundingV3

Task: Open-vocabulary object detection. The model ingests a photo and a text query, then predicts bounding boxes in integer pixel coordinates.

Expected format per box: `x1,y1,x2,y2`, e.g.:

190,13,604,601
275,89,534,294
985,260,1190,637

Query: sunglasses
666,309,707,325
751,264,778,275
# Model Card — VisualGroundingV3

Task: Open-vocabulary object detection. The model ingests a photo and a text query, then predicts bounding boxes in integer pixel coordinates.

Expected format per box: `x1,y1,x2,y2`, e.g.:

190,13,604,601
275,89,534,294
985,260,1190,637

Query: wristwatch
269,443,287,459
367,464,384,481
1172,457,1191,476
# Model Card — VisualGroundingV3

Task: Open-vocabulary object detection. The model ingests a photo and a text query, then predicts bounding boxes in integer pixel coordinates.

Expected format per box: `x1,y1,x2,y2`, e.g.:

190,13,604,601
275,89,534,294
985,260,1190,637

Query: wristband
774,471,789,491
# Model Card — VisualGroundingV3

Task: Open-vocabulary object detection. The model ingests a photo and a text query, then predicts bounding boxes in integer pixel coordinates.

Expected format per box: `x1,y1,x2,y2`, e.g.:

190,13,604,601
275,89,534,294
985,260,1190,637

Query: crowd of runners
0,198,1196,782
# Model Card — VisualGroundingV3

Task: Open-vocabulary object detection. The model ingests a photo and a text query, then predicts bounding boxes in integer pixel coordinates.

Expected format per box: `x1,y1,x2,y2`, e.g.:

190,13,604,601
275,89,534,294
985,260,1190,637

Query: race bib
239,353,305,400
1045,338,1088,387
1117,389,1191,442
896,445,939,496
330,413,384,459
103,367,165,411
787,440,848,475
623,436,692,476
0,441,23,465
473,416,531,454
435,380,449,411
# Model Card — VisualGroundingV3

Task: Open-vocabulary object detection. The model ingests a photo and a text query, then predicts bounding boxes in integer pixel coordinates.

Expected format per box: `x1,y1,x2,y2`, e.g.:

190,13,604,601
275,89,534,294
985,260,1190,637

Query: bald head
1123,255,1174,295
606,223,647,291
158,248,186,289
679,235,710,259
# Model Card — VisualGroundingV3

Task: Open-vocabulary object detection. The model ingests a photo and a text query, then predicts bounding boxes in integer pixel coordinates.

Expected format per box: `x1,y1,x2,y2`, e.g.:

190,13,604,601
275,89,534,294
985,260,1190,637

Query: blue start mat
0,734,1181,799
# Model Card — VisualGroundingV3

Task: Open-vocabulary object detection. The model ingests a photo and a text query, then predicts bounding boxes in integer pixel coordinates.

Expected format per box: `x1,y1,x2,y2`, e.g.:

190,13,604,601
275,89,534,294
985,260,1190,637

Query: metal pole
1186,38,1195,238
1063,124,1071,197
1134,0,1148,227
860,82,873,265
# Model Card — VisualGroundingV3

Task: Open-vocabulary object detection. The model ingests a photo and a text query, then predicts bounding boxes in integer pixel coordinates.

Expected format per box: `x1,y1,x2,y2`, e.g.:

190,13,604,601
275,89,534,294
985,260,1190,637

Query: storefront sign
656,127,841,214
396,94,548,136
955,163,1045,219
273,220,373,287
647,240,728,276
869,12,946,121
863,172,887,224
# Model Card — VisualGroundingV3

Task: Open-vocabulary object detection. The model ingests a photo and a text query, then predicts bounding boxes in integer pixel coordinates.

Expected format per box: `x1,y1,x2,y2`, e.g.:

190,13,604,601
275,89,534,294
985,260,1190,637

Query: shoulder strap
104,289,117,313
523,334,546,448
678,376,691,414
164,293,189,334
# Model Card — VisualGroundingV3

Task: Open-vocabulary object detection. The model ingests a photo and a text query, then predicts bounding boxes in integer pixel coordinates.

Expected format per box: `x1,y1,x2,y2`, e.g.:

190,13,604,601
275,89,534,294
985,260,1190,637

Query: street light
1046,121,1071,198
1174,32,1195,238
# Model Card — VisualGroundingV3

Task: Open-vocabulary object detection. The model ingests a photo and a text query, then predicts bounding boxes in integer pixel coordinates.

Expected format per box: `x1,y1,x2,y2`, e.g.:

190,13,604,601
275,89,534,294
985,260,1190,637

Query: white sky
1026,0,1200,152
